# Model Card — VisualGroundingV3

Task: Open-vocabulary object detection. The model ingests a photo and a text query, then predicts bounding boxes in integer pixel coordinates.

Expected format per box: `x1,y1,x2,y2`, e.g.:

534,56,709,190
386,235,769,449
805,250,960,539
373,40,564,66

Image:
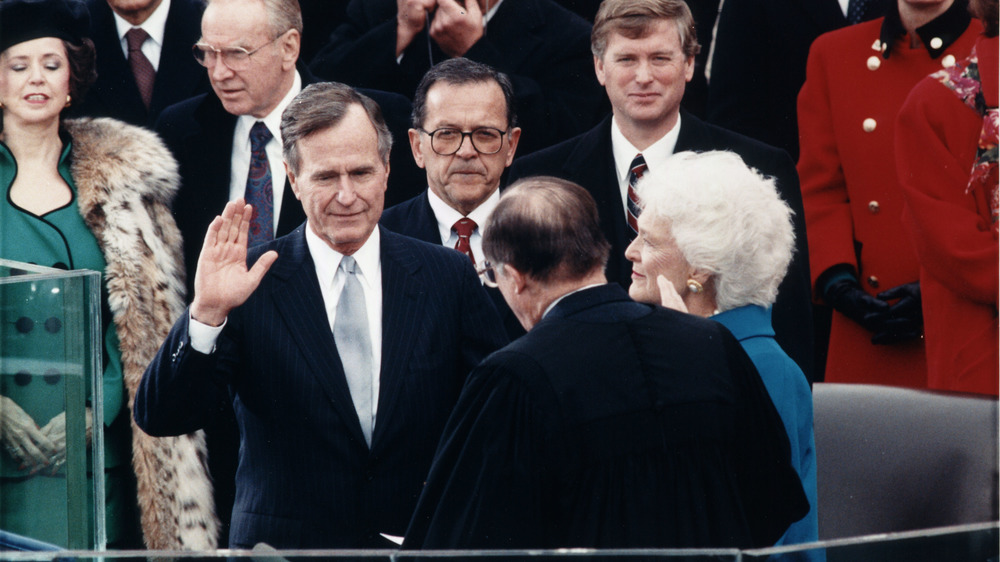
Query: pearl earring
686,279,703,294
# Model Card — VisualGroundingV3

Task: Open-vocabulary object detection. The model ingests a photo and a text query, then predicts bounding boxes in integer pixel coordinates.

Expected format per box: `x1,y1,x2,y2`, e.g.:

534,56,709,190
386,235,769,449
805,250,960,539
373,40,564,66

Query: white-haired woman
625,150,819,552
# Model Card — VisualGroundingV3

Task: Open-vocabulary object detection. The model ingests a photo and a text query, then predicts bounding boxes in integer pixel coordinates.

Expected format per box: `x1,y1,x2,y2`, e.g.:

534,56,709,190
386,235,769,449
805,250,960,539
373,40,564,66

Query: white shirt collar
235,70,302,145
609,113,682,187
306,222,382,289
426,188,500,245
113,0,171,47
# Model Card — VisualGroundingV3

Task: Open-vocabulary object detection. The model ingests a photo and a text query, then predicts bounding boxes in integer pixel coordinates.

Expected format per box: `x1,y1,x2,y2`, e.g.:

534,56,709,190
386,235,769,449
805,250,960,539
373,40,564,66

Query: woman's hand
40,407,93,473
0,395,57,472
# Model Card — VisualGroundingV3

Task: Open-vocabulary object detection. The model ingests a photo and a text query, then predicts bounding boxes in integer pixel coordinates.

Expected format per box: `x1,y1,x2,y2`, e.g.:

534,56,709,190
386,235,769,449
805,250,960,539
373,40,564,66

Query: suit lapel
372,228,427,448
563,117,632,286
150,0,205,117
89,2,148,123
269,227,370,447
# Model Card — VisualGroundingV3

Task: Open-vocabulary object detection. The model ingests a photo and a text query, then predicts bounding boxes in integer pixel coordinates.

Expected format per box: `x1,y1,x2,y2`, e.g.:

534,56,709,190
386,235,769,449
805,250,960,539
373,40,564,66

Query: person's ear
502,263,529,295
284,161,301,200
408,128,426,169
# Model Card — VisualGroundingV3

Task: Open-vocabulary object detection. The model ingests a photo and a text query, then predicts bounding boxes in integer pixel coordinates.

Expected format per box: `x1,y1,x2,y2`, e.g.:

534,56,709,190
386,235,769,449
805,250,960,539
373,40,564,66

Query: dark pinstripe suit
134,224,508,548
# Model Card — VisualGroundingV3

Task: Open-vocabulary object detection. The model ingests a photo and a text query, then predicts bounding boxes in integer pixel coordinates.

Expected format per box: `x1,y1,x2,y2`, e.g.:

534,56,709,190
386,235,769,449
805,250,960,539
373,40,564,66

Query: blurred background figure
895,0,998,395
796,0,981,387
0,0,215,549
625,150,819,557
308,0,607,157
707,0,890,161
68,0,209,128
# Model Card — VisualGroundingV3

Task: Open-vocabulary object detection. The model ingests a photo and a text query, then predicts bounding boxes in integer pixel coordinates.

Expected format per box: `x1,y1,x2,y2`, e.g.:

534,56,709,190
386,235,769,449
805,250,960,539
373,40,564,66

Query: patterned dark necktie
246,122,274,246
626,153,647,240
125,27,155,109
452,218,477,265
846,0,869,24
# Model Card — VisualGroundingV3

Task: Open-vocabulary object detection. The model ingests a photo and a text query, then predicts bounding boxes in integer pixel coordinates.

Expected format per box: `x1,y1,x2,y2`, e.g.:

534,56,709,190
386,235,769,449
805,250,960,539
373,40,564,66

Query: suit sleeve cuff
188,311,226,354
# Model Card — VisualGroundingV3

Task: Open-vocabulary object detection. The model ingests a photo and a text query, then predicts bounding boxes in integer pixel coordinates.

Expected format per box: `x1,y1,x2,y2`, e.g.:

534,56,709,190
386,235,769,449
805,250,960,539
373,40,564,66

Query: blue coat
713,305,819,554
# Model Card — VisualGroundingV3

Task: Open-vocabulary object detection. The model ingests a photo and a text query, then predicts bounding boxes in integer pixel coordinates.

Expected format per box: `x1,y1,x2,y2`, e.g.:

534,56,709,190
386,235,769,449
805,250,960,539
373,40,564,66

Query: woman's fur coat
64,117,218,549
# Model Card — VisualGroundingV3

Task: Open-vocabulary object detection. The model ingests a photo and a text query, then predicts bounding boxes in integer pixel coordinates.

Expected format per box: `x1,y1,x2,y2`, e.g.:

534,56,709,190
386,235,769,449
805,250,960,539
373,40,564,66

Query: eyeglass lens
430,128,504,155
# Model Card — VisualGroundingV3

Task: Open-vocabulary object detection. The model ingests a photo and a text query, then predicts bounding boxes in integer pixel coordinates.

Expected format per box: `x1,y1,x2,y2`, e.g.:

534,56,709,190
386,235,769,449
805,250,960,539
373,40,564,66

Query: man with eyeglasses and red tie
152,0,419,545
380,58,524,339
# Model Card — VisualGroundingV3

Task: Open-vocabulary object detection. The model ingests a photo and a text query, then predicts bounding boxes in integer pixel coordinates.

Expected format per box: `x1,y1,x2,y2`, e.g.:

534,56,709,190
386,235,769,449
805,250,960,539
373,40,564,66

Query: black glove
824,278,891,334
870,282,923,345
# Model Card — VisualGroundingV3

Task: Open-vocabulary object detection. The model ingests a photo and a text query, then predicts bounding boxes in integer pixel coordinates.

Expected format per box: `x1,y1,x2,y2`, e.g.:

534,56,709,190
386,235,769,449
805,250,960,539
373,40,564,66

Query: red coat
895,35,999,396
797,15,982,386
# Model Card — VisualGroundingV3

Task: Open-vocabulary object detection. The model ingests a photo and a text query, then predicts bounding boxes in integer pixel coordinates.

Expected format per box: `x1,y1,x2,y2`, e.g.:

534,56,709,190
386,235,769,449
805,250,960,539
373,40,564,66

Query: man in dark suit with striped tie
380,58,524,339
507,0,816,382
135,82,508,549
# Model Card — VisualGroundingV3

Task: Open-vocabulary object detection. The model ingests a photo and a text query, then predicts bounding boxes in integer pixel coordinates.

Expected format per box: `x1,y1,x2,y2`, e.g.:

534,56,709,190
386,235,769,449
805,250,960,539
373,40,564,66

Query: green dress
0,139,131,547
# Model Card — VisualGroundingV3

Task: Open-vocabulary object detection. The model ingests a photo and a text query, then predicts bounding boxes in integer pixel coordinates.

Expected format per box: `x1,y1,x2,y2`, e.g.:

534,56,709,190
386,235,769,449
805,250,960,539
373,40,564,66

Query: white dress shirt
610,114,682,220
426,188,499,266
113,0,171,71
188,223,385,418
229,71,302,238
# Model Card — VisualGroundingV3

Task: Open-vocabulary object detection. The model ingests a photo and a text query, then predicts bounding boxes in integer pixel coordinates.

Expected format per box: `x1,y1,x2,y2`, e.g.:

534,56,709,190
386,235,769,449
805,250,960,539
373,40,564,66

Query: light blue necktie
334,256,374,446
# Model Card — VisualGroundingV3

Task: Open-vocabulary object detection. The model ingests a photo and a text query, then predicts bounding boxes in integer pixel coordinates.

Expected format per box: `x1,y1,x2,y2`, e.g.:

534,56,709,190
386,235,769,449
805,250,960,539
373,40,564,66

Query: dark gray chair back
813,383,999,539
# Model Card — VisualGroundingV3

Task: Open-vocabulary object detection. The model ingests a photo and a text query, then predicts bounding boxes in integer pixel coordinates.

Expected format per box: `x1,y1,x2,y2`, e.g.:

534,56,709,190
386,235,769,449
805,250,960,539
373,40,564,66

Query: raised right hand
0,395,56,472
396,0,438,56
191,199,278,326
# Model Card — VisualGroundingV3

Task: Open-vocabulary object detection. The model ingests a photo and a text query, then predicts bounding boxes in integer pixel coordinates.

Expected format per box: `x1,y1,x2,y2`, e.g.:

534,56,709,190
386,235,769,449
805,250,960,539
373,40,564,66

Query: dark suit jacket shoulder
507,112,815,381
73,0,209,128
134,224,508,548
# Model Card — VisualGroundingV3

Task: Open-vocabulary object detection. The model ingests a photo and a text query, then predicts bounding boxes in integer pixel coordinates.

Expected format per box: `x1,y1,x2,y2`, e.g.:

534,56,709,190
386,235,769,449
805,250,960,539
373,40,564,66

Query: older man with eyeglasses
381,57,525,339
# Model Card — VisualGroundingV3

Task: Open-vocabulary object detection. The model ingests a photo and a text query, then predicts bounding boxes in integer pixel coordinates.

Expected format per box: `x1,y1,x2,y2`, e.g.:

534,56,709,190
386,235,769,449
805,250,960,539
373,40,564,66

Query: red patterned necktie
246,122,275,246
125,27,155,109
626,153,647,240
452,218,478,265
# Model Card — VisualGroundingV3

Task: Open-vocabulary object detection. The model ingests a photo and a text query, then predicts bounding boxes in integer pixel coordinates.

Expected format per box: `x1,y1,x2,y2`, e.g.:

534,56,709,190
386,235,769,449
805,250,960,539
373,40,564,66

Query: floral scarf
933,46,999,233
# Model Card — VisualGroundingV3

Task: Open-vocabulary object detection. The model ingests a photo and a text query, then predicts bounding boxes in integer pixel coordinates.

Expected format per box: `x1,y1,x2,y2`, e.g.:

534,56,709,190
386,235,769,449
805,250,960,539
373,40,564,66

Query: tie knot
339,255,358,275
452,218,477,238
125,27,150,52
250,121,273,147
629,153,647,176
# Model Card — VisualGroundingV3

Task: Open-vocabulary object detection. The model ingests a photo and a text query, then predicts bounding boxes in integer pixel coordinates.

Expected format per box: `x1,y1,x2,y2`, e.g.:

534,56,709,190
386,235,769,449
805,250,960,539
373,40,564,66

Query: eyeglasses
418,127,507,155
476,261,499,288
192,33,285,71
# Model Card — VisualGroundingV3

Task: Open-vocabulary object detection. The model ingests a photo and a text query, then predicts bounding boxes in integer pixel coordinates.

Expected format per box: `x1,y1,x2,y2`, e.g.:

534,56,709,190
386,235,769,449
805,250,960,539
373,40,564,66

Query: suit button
942,54,956,68
44,317,62,333
867,275,880,289
867,56,881,70
929,37,943,50
15,317,33,333
14,371,31,386
868,200,880,214
863,118,877,133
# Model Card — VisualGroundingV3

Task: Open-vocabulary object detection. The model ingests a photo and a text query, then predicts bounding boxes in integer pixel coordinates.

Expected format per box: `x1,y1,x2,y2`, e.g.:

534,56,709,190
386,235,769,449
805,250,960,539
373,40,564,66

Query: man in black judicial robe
402,177,808,550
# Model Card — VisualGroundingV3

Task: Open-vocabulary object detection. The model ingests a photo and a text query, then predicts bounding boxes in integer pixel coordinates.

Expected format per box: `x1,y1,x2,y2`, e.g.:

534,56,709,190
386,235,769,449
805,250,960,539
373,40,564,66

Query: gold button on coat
942,54,957,68
868,200,880,214
930,37,943,49
867,276,880,288
863,118,877,132
867,56,881,70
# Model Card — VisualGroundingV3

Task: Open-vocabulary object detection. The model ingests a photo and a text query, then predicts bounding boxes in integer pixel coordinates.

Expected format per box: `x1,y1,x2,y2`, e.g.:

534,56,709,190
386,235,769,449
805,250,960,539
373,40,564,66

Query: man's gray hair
636,151,794,312
280,82,393,174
